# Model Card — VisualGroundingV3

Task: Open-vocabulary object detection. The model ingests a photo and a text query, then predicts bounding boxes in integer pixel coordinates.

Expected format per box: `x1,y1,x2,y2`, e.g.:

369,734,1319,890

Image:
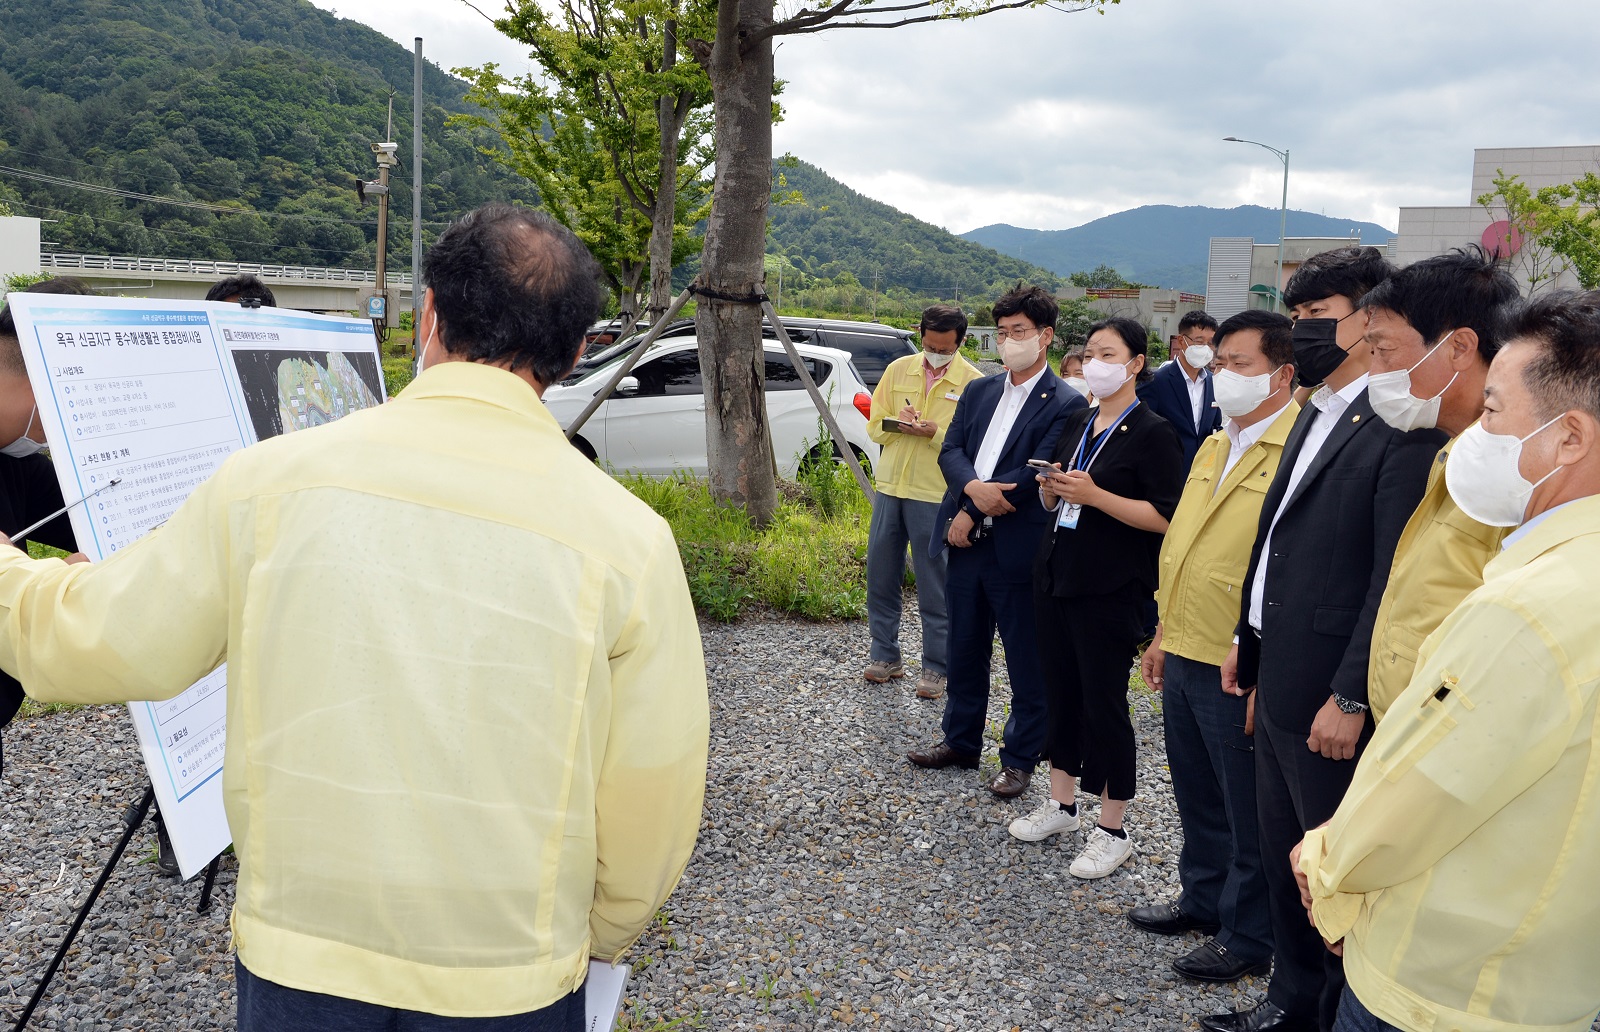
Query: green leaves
1477,169,1600,291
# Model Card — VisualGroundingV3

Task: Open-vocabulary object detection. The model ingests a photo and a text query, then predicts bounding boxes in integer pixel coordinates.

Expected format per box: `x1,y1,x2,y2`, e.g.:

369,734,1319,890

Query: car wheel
571,434,599,463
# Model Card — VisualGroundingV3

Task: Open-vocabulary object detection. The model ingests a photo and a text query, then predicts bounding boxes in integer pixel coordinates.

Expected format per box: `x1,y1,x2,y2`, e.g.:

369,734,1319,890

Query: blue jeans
1332,986,1403,1032
236,959,584,1031
866,492,947,676
1163,652,1272,963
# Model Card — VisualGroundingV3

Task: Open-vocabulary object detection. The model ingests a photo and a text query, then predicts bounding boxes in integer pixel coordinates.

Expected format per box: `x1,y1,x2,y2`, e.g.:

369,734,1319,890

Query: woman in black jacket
1010,317,1185,879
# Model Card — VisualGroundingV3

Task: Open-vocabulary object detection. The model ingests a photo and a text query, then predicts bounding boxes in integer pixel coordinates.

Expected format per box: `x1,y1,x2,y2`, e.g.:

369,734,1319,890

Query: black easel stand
10,786,223,1032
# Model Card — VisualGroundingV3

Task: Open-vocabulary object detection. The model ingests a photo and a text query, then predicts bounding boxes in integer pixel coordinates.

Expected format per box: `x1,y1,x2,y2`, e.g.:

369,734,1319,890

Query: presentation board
4,293,384,878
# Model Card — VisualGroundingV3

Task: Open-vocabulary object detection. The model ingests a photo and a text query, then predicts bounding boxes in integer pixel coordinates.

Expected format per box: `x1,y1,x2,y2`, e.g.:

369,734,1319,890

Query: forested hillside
763,159,1061,296
0,0,535,269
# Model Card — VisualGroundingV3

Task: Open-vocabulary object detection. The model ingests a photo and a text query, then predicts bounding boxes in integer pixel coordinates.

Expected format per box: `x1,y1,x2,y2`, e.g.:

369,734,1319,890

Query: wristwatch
1332,692,1369,714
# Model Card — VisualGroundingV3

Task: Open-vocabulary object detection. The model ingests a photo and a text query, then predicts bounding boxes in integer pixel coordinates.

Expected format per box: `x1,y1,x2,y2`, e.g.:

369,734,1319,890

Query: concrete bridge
35,252,414,313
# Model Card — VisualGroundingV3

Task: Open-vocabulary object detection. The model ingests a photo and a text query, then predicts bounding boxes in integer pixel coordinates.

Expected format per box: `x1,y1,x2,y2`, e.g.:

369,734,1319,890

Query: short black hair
1087,316,1155,383
992,283,1058,332
0,276,97,374
422,204,605,384
1215,309,1294,368
1506,290,1600,422
1178,310,1218,334
1282,246,1394,310
920,304,968,340
205,274,277,307
1357,246,1521,363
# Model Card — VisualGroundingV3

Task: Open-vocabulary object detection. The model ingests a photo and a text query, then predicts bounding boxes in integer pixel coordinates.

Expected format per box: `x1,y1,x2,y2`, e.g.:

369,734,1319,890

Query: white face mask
1184,344,1216,370
1064,376,1091,398
1000,333,1043,373
1444,415,1567,527
1369,330,1460,432
0,405,44,459
923,349,955,369
1212,368,1283,419
1082,357,1134,398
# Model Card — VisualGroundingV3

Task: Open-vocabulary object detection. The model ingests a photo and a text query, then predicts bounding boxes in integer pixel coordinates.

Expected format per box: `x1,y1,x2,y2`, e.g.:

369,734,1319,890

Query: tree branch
747,0,1097,49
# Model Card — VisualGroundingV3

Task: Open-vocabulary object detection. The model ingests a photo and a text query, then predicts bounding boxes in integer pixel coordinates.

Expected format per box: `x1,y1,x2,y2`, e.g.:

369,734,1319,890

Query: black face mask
1291,317,1354,389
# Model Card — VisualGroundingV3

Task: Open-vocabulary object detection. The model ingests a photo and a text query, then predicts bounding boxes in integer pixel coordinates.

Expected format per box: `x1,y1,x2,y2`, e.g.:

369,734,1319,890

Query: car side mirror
614,376,640,396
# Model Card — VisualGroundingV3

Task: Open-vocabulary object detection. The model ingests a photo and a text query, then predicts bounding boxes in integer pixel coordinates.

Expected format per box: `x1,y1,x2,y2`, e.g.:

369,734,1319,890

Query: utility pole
412,38,423,352
871,271,879,319
358,94,399,345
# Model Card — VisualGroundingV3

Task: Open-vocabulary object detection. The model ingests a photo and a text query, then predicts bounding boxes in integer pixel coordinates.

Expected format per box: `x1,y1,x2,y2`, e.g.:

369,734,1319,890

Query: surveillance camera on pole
359,140,399,344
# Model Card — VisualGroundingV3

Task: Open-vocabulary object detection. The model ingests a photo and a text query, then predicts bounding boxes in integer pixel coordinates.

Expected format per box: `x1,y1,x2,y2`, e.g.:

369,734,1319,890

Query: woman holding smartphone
1011,317,1185,879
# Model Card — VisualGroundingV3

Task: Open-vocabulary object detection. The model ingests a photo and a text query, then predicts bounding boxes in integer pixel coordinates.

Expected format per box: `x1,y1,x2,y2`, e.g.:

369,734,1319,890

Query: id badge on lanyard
1056,401,1137,531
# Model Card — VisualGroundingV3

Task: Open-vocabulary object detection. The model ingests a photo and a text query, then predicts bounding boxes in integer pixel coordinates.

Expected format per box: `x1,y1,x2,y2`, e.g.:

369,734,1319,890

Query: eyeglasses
1179,335,1212,348
994,326,1041,341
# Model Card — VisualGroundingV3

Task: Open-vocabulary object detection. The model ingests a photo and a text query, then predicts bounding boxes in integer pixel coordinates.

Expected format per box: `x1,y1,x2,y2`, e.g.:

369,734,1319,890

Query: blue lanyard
1072,400,1140,473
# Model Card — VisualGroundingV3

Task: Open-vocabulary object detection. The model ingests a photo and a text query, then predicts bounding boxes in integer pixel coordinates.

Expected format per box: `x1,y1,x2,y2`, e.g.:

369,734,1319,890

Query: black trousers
1256,699,1372,1032
1034,585,1144,801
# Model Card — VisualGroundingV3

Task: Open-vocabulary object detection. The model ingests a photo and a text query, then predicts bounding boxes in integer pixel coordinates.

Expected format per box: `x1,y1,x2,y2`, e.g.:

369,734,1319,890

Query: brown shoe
864,660,905,683
988,767,1031,797
914,672,946,699
906,742,980,770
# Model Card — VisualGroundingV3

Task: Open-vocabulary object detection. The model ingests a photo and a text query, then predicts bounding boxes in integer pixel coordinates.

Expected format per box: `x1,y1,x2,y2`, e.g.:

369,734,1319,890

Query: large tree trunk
649,20,685,321
696,0,777,525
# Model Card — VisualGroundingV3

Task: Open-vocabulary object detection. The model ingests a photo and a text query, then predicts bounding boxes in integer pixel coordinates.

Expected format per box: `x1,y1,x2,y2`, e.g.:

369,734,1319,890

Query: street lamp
1224,137,1289,313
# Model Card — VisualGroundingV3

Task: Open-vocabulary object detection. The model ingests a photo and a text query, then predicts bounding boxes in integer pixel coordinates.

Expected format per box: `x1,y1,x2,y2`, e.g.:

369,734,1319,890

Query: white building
1204,235,1373,321
1394,145,1600,292
0,216,42,286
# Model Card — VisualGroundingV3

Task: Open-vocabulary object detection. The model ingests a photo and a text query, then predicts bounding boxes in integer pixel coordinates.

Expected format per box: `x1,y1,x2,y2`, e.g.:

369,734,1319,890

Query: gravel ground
1,595,1264,1030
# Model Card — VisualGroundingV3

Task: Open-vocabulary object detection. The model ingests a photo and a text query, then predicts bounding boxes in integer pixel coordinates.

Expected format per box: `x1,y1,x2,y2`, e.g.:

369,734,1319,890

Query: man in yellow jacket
0,205,710,1029
864,304,983,698
1360,248,1523,721
1296,290,1600,1032
1133,310,1298,984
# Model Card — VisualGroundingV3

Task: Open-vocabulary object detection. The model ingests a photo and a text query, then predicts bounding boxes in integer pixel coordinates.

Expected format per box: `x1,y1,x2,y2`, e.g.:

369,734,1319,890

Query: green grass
620,463,871,623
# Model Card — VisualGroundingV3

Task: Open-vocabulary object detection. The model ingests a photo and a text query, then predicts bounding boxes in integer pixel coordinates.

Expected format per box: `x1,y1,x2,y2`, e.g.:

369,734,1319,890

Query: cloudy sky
311,0,1600,235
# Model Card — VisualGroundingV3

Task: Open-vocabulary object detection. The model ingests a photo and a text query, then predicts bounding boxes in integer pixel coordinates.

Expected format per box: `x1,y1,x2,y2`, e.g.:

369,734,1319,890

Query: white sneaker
1069,826,1133,879
1008,798,1081,842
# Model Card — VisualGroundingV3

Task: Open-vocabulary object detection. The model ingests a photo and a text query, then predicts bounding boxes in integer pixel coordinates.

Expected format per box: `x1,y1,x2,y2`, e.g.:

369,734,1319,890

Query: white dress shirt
1248,375,1369,632
973,365,1048,482
1183,365,1210,431
1218,401,1292,490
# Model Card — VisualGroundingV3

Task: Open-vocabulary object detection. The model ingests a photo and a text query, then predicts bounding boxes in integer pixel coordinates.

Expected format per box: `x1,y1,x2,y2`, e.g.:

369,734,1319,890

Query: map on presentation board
3,293,385,879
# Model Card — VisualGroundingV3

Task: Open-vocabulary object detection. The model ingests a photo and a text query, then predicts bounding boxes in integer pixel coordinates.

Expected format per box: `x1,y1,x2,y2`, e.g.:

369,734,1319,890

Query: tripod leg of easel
196,855,221,913
11,785,155,1032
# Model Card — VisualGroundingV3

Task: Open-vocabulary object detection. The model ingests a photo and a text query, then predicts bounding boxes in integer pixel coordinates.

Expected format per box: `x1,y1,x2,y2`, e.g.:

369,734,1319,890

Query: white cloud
312,0,1600,234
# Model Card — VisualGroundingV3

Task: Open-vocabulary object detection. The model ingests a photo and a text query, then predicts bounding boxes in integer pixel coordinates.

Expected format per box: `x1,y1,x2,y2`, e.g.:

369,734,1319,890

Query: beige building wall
1056,285,1209,342
1394,145,1600,292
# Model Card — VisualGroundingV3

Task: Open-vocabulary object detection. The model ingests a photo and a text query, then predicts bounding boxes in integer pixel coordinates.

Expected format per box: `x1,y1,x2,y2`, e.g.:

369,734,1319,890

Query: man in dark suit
1203,250,1444,1032
1139,310,1223,470
907,285,1086,797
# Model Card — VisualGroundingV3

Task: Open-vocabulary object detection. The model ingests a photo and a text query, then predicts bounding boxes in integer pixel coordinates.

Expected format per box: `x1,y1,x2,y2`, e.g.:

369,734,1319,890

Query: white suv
542,337,879,477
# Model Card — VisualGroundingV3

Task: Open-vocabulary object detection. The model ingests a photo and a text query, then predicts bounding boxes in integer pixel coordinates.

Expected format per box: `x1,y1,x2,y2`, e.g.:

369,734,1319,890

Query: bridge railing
40,252,413,289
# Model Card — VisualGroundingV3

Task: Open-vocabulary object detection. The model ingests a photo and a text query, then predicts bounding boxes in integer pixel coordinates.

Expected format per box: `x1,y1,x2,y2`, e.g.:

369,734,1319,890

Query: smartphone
1026,459,1057,472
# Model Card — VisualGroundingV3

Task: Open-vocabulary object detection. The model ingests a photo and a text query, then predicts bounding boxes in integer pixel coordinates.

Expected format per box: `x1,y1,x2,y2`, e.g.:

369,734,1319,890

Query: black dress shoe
1173,938,1272,983
1199,1000,1317,1032
1127,900,1220,936
906,741,980,769
987,766,1030,797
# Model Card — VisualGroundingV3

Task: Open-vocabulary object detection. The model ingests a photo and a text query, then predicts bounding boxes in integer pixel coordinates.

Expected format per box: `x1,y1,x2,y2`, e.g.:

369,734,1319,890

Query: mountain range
963,206,1397,294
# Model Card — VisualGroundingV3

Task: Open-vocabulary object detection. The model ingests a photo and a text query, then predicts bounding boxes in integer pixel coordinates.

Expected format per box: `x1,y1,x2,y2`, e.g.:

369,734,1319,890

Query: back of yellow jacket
1156,403,1300,667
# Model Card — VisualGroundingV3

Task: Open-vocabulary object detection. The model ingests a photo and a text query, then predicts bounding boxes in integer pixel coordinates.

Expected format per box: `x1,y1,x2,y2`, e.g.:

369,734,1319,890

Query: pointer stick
9,478,123,545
